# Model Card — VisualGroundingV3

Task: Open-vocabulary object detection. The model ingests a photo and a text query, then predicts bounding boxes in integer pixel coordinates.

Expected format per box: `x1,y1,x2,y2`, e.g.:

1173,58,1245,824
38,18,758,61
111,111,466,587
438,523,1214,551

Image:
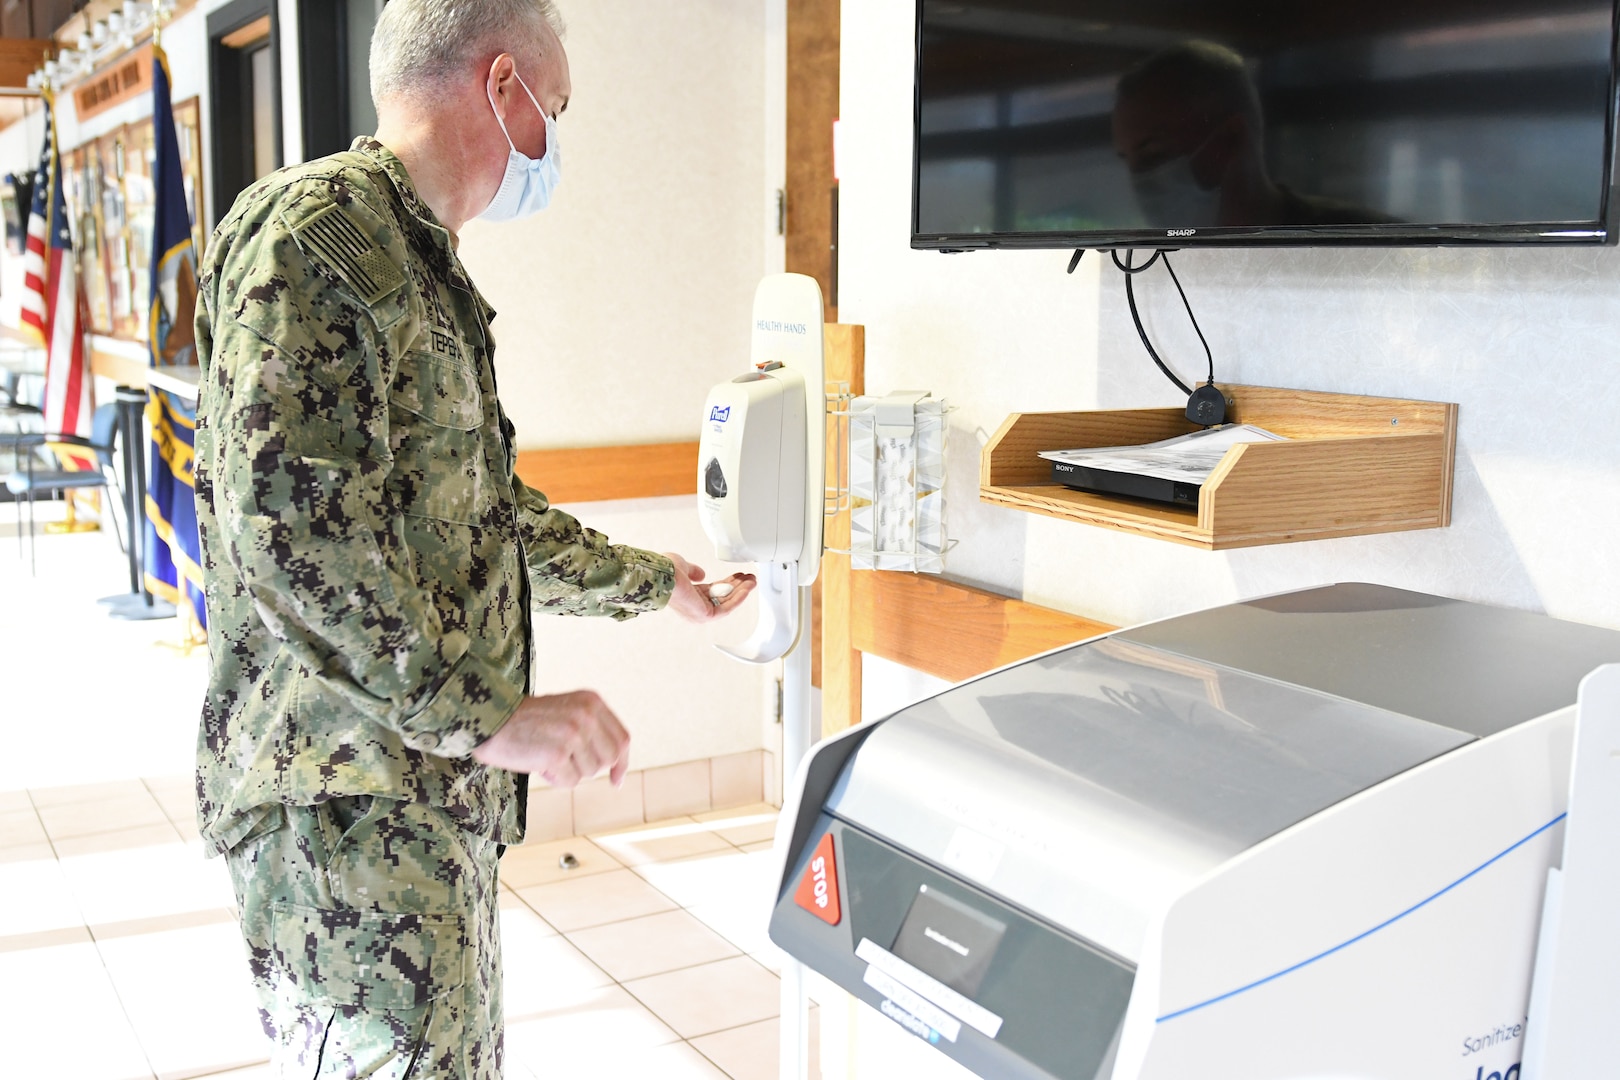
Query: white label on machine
863,965,963,1042
941,826,1005,883
856,937,1005,1039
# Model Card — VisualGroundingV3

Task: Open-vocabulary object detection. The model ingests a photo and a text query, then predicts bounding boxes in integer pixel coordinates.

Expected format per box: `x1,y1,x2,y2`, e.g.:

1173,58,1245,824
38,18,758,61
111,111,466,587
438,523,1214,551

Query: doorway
207,0,282,227
297,0,388,161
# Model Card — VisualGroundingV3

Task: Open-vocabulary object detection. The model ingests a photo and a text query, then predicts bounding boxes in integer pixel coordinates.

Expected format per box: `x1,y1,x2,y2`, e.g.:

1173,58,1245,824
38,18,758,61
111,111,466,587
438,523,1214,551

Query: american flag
19,97,92,450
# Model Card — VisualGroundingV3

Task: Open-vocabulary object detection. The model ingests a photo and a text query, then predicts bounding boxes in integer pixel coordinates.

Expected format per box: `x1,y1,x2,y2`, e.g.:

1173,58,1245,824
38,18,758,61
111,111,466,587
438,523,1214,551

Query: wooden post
818,323,864,736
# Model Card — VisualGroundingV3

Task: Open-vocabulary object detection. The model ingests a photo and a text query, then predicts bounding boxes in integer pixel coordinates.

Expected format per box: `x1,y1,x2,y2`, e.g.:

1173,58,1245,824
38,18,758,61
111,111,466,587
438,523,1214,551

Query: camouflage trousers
224,796,503,1079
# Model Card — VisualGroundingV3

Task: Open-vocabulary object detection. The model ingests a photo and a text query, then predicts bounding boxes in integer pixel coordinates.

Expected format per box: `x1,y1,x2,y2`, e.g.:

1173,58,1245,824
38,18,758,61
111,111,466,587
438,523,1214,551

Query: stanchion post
780,582,814,1080
117,386,145,596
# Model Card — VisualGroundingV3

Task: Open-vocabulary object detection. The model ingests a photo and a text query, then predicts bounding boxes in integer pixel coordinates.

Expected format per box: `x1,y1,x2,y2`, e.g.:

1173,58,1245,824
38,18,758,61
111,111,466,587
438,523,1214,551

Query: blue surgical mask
480,68,561,222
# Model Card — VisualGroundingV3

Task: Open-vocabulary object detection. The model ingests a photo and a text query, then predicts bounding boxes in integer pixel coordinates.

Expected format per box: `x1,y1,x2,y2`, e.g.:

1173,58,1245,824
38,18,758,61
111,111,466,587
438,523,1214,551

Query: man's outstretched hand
664,552,756,623
472,691,631,787
472,555,755,785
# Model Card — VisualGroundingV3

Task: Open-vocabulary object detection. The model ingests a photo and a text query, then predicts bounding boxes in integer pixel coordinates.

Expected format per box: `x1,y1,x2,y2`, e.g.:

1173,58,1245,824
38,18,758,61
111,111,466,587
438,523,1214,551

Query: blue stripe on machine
1156,813,1567,1024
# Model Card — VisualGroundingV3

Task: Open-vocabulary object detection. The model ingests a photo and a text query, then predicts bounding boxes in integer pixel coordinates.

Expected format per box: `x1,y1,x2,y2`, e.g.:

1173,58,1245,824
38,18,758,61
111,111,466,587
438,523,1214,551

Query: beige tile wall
529,751,770,843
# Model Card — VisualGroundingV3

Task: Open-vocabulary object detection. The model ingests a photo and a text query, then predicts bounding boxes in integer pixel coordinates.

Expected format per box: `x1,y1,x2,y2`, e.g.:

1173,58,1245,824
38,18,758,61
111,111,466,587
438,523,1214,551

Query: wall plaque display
72,45,154,123
62,95,204,341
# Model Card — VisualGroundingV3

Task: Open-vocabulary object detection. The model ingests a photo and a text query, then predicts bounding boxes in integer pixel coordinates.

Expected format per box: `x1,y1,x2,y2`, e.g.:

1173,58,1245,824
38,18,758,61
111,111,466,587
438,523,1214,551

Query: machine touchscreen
891,884,1008,999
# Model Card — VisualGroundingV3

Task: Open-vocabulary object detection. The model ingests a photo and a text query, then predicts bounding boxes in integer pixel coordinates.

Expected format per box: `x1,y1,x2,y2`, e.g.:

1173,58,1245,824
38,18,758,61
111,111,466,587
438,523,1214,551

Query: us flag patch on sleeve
292,203,406,307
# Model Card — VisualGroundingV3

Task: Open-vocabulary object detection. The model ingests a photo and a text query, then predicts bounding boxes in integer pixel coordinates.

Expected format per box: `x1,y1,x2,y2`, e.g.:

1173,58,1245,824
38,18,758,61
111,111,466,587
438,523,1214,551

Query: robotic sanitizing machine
767,584,1620,1080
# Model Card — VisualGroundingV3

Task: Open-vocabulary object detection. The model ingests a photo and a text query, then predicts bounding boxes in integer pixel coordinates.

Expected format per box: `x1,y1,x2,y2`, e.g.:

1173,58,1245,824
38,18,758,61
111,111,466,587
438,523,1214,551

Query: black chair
5,402,127,573
0,369,44,475
0,368,42,425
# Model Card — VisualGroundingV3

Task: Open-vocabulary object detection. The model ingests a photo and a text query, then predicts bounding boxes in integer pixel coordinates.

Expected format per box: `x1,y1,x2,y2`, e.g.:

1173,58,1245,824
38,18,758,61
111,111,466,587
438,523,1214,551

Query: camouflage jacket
193,138,675,856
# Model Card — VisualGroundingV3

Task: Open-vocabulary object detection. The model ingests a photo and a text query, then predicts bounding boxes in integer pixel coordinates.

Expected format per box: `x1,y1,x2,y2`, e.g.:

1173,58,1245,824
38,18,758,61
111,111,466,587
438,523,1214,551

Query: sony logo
1167,228,1197,237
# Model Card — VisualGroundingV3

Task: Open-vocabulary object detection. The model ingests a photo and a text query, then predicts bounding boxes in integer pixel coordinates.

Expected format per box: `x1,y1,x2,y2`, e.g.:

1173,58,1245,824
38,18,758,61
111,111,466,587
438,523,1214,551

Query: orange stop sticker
794,832,842,926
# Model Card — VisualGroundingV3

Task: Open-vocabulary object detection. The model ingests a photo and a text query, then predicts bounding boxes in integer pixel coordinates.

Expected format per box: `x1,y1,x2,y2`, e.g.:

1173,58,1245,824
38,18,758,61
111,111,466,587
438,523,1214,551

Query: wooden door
786,0,839,321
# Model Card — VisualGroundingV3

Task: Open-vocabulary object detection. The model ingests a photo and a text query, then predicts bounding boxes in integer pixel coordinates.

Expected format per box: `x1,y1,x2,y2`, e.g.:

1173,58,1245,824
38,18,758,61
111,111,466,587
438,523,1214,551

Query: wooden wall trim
514,442,699,505
850,571,1117,686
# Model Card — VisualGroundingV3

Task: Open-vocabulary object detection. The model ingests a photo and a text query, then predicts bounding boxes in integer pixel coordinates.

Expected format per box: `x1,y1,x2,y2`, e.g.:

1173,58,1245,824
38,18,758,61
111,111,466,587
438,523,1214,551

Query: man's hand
471,691,630,787
664,552,756,624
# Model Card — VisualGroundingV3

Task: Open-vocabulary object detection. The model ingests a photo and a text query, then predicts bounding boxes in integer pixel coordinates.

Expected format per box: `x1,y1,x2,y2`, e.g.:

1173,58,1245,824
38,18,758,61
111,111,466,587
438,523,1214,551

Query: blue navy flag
143,45,206,629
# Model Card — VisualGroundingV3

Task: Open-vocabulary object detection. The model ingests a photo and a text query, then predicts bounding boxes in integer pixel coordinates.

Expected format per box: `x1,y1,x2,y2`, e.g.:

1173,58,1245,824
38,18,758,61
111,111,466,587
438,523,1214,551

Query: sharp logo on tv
1168,229,1196,237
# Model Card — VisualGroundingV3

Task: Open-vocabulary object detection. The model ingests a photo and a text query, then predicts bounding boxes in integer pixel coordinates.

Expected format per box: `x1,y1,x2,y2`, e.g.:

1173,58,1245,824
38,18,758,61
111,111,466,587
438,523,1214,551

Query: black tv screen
913,0,1620,247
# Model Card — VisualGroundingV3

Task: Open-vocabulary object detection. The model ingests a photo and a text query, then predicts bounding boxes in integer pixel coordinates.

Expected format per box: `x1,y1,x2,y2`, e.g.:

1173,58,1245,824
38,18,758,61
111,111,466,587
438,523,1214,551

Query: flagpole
134,0,203,634
37,60,52,307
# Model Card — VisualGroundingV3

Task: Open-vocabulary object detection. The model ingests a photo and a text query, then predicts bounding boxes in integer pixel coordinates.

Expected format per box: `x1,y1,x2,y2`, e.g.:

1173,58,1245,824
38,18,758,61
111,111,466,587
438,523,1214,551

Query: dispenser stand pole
780,580,814,1080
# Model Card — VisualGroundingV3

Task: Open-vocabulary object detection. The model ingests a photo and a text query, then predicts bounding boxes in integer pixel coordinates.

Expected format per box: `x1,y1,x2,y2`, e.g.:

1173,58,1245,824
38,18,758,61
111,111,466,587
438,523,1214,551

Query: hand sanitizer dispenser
697,364,807,566
696,273,825,665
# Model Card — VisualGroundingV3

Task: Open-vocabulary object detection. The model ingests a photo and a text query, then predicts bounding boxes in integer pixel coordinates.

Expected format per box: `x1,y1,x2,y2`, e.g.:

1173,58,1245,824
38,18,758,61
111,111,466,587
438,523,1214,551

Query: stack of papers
1040,424,1287,486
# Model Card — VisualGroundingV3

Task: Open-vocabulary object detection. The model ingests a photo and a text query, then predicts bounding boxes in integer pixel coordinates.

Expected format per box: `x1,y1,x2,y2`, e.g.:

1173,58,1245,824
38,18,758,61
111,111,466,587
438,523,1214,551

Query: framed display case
62,96,204,342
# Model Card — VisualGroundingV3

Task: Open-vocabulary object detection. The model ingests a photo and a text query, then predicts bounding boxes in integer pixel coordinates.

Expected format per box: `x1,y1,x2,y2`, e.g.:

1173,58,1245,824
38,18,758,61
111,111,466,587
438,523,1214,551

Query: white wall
458,0,771,451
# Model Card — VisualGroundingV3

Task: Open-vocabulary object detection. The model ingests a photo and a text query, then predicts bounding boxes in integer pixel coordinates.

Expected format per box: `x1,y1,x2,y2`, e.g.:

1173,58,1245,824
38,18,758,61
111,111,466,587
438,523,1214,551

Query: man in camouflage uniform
192,2,755,1075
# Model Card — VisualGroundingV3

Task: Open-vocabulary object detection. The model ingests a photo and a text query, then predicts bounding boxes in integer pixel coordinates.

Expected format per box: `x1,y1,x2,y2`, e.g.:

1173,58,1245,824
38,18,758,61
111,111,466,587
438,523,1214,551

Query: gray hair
370,0,565,104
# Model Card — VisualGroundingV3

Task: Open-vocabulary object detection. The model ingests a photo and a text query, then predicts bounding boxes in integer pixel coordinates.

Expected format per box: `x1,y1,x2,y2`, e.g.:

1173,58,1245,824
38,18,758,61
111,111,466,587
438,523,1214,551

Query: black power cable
1108,249,1225,425
1159,254,1215,388
1111,249,1189,394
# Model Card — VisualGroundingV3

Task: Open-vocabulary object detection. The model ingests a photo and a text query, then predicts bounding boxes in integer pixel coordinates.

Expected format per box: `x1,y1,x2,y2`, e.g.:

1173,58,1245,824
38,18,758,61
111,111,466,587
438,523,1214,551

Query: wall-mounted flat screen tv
913,1,1620,248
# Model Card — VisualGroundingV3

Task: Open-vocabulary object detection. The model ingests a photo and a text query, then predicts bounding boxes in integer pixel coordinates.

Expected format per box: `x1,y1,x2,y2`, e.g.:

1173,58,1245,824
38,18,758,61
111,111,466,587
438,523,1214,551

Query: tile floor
1,501,819,1079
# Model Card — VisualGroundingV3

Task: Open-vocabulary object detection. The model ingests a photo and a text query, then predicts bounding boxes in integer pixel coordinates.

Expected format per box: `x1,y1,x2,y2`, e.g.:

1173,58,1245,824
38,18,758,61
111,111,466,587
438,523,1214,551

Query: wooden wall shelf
980,385,1458,550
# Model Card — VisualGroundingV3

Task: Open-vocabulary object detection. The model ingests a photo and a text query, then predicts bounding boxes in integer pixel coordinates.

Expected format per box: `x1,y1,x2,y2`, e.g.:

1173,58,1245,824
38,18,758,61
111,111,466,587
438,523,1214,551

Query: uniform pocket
388,352,489,525
269,902,467,1010
391,352,481,430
